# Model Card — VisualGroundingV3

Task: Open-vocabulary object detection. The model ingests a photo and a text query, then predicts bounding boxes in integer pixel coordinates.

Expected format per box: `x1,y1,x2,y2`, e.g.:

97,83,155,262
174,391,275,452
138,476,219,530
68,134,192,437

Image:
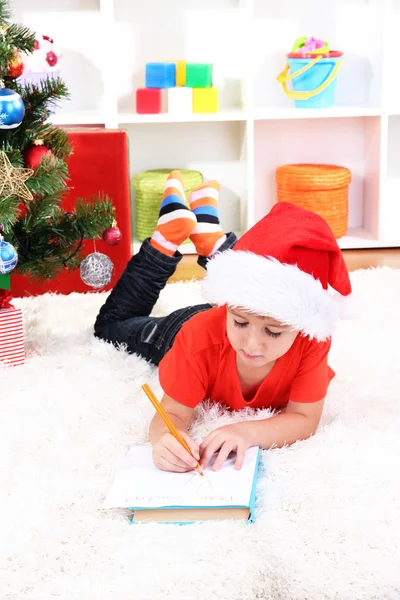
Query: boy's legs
94,171,237,365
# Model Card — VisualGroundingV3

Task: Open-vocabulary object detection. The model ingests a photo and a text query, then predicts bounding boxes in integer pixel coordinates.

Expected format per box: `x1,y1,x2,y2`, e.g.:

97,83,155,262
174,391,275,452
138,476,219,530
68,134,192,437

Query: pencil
142,383,204,476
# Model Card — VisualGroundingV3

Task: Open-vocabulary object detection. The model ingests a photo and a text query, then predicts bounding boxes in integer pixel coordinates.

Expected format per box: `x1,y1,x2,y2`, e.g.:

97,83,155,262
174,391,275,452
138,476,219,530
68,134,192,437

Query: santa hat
202,202,353,341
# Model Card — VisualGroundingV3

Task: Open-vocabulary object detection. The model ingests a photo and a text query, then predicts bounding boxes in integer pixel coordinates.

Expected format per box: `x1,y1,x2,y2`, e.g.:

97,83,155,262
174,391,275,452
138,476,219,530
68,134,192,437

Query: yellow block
175,61,186,86
193,87,219,113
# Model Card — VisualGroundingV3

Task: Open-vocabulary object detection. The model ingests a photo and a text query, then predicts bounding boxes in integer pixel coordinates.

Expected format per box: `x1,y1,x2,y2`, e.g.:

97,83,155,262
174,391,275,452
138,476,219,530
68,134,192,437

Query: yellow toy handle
277,56,342,100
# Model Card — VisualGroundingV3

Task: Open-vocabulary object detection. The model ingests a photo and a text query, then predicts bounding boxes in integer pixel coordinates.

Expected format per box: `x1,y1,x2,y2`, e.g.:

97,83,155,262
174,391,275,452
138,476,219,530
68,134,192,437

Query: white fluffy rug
2,267,400,600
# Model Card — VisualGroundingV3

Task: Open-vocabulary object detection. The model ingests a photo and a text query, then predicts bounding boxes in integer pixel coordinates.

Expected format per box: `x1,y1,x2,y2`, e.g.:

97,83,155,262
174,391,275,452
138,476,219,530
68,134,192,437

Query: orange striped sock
150,170,196,256
189,180,226,257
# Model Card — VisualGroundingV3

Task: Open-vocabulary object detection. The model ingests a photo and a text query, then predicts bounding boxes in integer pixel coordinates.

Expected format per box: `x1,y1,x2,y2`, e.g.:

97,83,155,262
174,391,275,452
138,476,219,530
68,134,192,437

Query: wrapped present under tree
0,289,24,367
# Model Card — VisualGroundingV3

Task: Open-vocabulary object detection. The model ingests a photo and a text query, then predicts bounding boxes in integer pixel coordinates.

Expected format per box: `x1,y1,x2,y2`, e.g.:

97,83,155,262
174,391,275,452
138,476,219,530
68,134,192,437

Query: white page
102,445,259,509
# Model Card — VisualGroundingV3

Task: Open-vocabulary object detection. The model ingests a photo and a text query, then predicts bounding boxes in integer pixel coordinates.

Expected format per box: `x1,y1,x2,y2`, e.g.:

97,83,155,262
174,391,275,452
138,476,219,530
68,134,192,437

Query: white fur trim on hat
202,250,342,341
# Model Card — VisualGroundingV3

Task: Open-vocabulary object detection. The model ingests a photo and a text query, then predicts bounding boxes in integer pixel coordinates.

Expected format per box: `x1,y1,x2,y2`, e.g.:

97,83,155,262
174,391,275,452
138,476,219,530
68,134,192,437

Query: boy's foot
150,170,197,256
189,180,227,257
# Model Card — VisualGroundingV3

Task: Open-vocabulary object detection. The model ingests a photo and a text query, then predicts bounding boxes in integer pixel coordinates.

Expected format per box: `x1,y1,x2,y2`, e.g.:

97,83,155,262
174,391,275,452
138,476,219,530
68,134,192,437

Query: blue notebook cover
128,447,261,525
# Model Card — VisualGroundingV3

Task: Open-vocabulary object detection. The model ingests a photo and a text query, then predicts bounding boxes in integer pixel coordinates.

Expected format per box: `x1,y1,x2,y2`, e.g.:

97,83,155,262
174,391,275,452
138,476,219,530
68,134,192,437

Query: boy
95,170,352,474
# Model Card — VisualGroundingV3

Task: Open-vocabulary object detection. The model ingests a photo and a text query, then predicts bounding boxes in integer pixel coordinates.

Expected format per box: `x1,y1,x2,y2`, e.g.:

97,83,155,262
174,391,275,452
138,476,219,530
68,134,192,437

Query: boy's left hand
200,422,253,472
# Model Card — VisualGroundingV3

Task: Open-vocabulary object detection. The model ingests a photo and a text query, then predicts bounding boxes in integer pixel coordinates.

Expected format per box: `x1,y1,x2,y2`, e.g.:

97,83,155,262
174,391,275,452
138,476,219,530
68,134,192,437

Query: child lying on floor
95,170,353,473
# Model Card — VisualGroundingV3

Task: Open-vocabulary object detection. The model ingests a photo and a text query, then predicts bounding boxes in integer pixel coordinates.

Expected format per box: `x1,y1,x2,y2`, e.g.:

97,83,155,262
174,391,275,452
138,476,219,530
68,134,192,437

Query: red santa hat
202,202,353,341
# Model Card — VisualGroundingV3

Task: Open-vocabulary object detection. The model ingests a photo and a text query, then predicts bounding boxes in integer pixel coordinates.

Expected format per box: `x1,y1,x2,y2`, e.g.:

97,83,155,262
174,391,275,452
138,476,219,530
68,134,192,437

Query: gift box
0,291,24,367
11,128,132,297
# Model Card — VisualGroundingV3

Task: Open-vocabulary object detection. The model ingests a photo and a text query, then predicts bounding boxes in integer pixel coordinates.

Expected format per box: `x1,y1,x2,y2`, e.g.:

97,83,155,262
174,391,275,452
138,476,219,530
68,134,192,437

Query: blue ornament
0,87,25,129
0,236,18,274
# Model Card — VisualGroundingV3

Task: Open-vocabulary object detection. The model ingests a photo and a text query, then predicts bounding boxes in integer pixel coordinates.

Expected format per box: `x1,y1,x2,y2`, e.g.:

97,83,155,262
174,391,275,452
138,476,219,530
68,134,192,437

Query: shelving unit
13,0,400,251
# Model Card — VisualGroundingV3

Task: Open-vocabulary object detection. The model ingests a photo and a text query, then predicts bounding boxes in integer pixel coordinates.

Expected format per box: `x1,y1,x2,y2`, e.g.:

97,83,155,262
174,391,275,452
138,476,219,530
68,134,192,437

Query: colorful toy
193,87,219,113
166,87,193,115
136,88,162,114
145,63,176,89
174,61,187,86
136,60,218,115
277,37,343,109
292,36,329,55
185,63,213,88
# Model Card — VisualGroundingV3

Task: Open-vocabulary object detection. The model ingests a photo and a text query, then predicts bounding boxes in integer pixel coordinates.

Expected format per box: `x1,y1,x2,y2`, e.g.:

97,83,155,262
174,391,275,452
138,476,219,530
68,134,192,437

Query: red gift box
11,128,132,298
0,292,24,367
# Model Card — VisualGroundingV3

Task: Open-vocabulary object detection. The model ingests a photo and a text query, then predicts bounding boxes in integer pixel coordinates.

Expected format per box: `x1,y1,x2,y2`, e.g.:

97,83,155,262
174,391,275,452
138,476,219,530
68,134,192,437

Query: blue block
145,62,176,89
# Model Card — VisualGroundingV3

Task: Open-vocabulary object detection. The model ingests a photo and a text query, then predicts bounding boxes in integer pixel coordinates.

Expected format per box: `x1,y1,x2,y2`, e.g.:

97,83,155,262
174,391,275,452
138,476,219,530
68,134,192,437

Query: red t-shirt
158,306,335,410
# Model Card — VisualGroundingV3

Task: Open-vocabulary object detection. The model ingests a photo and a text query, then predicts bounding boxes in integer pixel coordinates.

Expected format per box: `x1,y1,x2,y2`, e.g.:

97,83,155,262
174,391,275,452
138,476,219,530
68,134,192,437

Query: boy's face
226,306,298,367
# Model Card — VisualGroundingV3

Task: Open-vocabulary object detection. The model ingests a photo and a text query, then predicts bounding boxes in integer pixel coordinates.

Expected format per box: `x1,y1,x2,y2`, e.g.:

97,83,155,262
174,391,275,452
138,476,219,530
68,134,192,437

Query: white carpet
2,267,400,600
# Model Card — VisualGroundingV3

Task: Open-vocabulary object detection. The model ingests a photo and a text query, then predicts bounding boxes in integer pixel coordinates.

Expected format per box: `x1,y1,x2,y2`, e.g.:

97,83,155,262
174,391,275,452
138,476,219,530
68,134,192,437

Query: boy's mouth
240,350,263,360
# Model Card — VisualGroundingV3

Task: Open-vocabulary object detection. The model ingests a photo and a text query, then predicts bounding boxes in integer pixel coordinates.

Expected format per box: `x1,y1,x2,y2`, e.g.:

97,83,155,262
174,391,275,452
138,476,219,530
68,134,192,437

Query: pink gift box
0,305,25,367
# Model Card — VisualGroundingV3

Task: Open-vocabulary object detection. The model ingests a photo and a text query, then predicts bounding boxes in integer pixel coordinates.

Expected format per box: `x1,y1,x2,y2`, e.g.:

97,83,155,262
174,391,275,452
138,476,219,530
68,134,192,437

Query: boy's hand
200,422,253,471
152,431,200,473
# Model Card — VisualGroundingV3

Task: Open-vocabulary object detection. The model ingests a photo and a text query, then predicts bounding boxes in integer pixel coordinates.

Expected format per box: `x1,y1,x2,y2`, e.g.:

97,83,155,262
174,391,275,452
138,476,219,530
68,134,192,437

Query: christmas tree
0,0,115,289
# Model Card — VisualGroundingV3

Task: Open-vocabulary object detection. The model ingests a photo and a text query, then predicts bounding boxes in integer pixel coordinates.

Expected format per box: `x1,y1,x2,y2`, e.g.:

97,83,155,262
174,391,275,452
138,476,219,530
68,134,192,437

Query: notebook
102,445,261,524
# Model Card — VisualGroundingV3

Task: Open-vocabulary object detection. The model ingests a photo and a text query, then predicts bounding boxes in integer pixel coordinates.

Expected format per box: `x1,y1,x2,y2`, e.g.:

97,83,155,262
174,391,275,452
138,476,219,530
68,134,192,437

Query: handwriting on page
102,445,259,509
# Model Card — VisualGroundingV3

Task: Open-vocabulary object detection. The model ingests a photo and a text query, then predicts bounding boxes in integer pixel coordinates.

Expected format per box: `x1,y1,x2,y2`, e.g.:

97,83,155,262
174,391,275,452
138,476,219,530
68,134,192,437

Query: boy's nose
244,331,263,355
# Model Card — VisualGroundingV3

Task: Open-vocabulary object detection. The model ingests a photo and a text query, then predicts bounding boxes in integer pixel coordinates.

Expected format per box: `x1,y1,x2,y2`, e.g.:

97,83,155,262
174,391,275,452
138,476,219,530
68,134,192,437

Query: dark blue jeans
94,233,237,366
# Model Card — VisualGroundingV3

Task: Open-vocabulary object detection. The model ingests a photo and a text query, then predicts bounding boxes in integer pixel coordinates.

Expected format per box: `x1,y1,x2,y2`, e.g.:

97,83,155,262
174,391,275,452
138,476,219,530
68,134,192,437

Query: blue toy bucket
277,51,343,109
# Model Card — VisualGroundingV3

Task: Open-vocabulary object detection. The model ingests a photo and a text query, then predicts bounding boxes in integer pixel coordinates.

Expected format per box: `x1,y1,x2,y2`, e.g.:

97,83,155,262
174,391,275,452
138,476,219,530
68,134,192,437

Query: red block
136,88,162,114
11,128,132,298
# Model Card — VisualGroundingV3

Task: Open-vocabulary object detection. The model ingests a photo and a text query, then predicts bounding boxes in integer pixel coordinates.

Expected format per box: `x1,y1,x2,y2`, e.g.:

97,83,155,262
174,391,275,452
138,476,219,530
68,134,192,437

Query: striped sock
189,181,227,257
150,170,197,256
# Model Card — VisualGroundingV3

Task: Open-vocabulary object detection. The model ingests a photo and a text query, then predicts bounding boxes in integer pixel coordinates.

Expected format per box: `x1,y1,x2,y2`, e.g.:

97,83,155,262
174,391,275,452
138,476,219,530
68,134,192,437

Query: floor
168,248,400,282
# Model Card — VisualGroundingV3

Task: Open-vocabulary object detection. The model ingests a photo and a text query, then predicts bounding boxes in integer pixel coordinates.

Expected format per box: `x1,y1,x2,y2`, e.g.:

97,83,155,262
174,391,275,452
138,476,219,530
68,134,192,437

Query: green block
0,273,11,290
185,63,213,88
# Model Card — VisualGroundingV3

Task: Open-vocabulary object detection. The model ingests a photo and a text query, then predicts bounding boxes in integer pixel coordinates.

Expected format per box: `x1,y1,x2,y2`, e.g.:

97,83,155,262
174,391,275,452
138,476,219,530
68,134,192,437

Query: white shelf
118,109,247,124
50,110,107,126
18,0,400,251
254,106,383,120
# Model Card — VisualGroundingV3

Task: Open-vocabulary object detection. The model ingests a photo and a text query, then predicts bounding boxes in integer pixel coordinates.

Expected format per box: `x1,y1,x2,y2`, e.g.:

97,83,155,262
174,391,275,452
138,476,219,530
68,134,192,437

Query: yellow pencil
142,383,204,476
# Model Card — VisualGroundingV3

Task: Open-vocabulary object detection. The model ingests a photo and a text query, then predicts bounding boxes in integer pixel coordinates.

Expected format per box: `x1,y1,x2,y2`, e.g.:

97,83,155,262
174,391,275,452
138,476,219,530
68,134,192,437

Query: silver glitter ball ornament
80,252,113,289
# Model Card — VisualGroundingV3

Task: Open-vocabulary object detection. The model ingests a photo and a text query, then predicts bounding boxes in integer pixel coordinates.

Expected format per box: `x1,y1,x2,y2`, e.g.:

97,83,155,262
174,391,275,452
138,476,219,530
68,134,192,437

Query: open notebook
102,445,261,523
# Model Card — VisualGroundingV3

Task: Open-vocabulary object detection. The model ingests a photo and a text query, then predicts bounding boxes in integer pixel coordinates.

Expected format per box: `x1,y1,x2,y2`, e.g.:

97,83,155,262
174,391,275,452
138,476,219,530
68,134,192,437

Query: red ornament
7,50,25,79
102,224,122,246
24,141,51,170
46,51,58,67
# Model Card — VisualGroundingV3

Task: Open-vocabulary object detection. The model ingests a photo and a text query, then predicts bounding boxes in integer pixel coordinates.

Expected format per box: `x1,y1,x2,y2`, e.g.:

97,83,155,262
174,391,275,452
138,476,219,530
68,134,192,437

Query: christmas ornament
0,84,25,129
0,152,34,201
0,233,18,274
80,252,113,289
22,33,62,74
24,140,51,170
7,50,25,79
102,220,122,246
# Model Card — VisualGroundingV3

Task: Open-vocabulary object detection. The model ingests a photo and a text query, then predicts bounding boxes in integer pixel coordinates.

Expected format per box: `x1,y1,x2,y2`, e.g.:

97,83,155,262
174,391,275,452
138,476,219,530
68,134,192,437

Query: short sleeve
289,339,335,403
158,325,208,408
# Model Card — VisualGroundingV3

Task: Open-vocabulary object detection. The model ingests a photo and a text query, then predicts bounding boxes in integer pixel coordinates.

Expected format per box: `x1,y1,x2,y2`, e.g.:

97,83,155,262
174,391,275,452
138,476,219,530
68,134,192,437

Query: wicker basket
133,169,204,241
275,164,351,238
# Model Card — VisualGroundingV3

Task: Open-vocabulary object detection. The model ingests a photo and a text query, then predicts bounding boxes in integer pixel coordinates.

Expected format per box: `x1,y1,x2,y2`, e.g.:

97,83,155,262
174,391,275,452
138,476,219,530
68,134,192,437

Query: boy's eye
266,329,281,338
233,319,247,328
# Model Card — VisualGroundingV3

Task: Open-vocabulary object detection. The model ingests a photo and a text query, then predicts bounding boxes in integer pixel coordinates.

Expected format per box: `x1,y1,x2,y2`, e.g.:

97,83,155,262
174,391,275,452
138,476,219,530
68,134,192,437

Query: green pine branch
0,0,118,281
0,0,10,22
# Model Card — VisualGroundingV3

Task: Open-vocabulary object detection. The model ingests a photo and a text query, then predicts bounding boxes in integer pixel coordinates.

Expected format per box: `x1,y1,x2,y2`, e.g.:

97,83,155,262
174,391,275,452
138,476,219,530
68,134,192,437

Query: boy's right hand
152,431,200,473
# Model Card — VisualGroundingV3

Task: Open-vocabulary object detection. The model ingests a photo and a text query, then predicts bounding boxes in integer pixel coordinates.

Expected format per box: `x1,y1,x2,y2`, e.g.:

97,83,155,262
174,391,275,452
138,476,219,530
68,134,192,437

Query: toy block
145,62,176,88
166,87,193,114
185,63,213,88
193,87,219,113
136,88,162,114
175,61,187,86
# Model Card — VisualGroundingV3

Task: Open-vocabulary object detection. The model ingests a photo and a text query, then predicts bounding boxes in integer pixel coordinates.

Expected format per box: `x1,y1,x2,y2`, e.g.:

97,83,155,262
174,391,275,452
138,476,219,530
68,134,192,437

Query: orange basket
275,164,351,238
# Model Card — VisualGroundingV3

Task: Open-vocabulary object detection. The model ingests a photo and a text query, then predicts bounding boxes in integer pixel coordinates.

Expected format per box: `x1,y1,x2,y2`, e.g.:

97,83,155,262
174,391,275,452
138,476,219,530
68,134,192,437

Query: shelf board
254,106,382,121
337,228,399,250
118,109,247,124
50,110,107,126
134,229,399,254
